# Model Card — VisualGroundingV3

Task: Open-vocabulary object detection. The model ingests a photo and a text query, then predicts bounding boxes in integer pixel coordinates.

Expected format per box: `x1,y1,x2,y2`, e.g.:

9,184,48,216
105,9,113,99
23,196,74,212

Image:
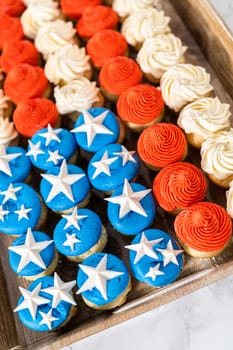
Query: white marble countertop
62,2,233,349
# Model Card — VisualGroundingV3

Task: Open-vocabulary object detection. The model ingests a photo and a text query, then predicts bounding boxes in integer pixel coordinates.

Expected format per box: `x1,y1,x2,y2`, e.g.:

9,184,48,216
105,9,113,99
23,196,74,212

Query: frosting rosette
0,0,25,16
60,0,101,19
0,116,18,146
99,56,142,96
137,123,187,169
4,63,49,104
45,44,91,85
76,5,118,39
174,202,232,256
136,34,187,81
0,40,39,74
112,0,155,19
86,29,128,68
160,63,213,112
54,77,100,115
117,84,164,127
121,8,170,48
0,14,24,49
13,98,59,138
153,162,207,213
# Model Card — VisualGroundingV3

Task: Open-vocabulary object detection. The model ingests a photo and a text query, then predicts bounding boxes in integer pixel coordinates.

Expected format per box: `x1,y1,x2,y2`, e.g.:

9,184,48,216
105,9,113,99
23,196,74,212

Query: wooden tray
1,0,233,349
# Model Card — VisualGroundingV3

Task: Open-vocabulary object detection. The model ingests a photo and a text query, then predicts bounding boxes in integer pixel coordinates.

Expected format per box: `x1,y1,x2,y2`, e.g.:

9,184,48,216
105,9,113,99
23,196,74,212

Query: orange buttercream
60,0,101,19
13,98,59,138
137,123,187,168
76,6,118,39
0,40,39,74
4,63,49,104
99,56,142,96
0,14,24,49
86,29,127,68
153,162,207,212
117,84,164,125
174,202,232,252
0,0,25,17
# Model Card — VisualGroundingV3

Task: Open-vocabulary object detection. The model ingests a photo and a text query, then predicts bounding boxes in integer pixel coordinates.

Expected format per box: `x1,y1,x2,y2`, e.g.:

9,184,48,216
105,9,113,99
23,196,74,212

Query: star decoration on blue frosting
62,207,88,230
63,233,81,251
26,140,45,161
145,263,165,281
0,205,9,222
14,204,32,221
113,145,136,166
47,150,64,165
39,309,59,330
38,124,62,147
0,144,21,176
91,150,118,179
0,183,22,205
157,240,183,267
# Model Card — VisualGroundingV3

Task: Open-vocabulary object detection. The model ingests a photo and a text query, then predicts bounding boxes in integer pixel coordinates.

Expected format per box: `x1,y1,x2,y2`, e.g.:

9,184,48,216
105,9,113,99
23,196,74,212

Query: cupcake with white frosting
0,116,18,146
112,0,156,22
0,89,13,119
226,181,233,218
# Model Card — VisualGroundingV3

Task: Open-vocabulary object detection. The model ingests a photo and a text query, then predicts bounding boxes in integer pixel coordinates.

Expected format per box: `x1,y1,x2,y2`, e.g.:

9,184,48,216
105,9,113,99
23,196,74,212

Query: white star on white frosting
14,204,32,221
62,207,88,231
145,263,165,281
41,160,85,203
157,240,183,267
47,150,64,165
91,150,118,179
105,179,151,219
0,205,9,222
14,283,50,320
39,309,59,330
0,183,22,205
26,140,45,161
42,273,76,308
72,110,114,147
8,228,53,272
77,254,124,300
125,232,163,264
39,124,62,147
113,145,136,166
0,144,21,176
63,233,81,251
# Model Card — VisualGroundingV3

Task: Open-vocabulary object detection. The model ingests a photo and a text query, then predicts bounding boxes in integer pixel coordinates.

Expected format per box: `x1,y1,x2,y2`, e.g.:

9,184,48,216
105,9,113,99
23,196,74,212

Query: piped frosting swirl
0,0,25,16
0,116,18,146
60,0,101,19
112,0,155,19
0,14,24,49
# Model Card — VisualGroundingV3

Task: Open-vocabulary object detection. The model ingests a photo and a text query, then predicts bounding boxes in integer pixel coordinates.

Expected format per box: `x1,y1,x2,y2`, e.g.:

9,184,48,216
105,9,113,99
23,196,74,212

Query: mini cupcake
112,0,156,22
126,229,183,287
116,84,165,132
71,107,125,153
99,56,142,102
60,0,101,20
9,228,58,281
86,29,128,69
0,0,25,16
174,202,232,258
0,14,24,50
121,8,170,51
88,143,140,193
53,207,107,262
153,162,207,214
200,129,233,188
0,116,18,147
76,5,118,41
177,97,231,149
136,34,187,84
76,252,131,310
137,123,188,171
0,89,14,119
4,64,51,105
105,179,156,235
0,144,31,188
26,124,77,171
160,64,213,112
40,159,91,214
14,273,77,331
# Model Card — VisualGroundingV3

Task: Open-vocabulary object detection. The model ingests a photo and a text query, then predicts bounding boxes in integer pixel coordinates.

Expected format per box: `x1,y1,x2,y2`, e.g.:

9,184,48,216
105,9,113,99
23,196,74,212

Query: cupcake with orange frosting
4,63,51,105
86,29,128,69
0,14,24,50
153,162,207,214
137,123,188,171
76,6,118,41
99,56,142,102
0,0,25,16
0,89,14,119
174,202,232,258
60,0,101,20
117,84,164,132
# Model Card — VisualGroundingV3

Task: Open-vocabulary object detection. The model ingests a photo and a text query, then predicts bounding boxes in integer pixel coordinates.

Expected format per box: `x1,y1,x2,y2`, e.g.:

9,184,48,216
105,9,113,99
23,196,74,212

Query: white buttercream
226,181,233,218
0,116,18,146
0,90,11,115
112,0,155,18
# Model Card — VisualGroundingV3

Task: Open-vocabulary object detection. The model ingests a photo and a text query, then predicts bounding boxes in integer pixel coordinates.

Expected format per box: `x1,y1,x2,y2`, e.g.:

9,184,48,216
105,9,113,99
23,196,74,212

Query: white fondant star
8,228,53,272
0,144,21,176
26,140,45,161
125,232,163,264
145,263,165,281
72,110,114,147
42,273,76,308
47,150,64,165
14,283,50,320
157,240,183,267
77,255,124,300
91,150,118,179
39,124,62,147
39,309,59,330
41,160,85,203
62,207,88,231
105,179,151,219
63,233,81,251
0,205,9,222
14,204,32,221
0,183,22,205
113,145,136,166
